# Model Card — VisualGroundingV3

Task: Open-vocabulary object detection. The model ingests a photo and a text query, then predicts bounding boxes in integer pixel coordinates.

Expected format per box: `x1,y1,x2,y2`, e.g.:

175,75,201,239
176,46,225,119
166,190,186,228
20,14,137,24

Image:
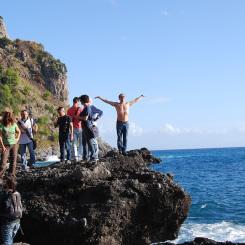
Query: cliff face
0,17,69,146
16,149,191,245
0,16,9,38
0,38,68,104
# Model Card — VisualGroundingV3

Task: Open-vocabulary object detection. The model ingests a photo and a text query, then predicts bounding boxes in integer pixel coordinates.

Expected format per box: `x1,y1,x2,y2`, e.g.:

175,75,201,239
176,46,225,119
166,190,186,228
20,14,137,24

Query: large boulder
16,150,191,245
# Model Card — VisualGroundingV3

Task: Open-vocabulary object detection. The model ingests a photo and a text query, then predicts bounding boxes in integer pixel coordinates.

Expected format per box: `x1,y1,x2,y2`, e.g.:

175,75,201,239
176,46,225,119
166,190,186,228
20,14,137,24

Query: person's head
73,97,80,107
118,93,126,103
3,176,16,192
57,107,65,116
2,111,15,126
80,95,90,105
21,109,28,120
89,98,93,105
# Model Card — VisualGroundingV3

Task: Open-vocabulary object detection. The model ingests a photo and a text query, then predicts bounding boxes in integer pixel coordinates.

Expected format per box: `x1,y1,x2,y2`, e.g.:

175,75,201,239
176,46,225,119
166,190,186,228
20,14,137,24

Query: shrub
43,91,51,100
0,37,12,49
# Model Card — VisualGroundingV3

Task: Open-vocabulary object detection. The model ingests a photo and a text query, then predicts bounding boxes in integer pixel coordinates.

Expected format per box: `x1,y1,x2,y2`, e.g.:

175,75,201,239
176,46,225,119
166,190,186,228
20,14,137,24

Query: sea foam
172,221,245,243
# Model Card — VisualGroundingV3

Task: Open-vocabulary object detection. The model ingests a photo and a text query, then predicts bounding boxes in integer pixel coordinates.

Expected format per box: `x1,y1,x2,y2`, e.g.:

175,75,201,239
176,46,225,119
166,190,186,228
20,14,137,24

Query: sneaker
66,160,72,164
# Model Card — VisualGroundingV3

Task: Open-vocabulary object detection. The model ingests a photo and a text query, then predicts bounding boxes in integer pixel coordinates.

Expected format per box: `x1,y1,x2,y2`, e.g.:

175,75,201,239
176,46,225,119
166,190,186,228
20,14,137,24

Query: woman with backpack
0,111,21,180
0,176,22,245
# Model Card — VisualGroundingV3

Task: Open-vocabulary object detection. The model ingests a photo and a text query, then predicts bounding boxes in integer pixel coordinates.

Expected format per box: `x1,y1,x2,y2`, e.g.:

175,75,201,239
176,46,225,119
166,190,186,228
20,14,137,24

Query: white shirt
19,118,34,145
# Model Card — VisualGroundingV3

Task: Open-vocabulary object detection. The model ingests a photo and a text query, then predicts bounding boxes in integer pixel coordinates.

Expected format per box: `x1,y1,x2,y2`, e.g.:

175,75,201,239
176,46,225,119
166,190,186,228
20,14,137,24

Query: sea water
151,147,245,243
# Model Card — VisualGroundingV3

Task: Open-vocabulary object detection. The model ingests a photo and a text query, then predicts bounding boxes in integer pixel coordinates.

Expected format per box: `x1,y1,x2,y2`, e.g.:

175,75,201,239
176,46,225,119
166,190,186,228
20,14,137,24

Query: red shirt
67,106,83,129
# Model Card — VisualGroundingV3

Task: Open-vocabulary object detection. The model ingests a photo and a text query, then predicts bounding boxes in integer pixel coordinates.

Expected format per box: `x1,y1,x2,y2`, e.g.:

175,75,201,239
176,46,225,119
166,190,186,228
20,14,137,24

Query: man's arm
129,95,145,106
91,106,103,121
17,120,26,133
95,96,117,107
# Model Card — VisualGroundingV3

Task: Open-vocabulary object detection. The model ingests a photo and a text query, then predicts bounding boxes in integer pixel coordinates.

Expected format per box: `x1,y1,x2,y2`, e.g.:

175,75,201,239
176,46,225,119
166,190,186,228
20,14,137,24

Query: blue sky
2,0,245,150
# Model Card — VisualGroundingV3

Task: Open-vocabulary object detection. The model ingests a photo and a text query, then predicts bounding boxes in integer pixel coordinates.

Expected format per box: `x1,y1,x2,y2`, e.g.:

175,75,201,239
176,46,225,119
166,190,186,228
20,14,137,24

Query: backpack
0,191,23,220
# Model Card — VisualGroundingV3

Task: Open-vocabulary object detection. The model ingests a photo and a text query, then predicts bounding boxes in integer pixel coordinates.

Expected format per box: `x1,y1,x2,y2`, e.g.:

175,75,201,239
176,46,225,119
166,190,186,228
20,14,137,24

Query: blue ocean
151,147,245,243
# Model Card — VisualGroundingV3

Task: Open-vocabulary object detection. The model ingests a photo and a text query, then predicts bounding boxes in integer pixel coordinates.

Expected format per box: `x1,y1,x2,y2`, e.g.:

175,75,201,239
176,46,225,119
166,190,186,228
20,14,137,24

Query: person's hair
3,176,16,192
57,107,64,112
118,93,125,98
2,111,15,126
80,95,90,104
21,109,28,114
73,97,80,104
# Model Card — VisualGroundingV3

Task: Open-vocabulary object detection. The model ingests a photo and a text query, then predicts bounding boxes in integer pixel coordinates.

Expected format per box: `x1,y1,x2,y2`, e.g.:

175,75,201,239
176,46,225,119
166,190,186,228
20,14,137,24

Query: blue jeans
19,142,36,168
116,121,129,153
72,128,83,160
59,138,71,161
82,129,98,161
1,220,20,245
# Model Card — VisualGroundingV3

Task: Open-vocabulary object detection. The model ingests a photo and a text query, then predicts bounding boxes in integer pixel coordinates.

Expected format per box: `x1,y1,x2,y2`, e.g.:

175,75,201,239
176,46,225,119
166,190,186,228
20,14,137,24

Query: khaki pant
0,144,19,178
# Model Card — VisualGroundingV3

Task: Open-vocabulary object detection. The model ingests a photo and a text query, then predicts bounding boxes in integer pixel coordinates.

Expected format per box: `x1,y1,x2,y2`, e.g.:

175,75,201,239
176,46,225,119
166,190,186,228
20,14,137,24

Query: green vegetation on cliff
0,65,22,114
0,35,69,147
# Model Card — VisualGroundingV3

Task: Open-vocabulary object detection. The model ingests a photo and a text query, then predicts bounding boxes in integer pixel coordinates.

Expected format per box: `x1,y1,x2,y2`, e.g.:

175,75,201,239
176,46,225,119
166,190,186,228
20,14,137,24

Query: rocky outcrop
163,237,243,245
16,149,190,245
0,38,69,104
0,16,9,38
0,17,69,105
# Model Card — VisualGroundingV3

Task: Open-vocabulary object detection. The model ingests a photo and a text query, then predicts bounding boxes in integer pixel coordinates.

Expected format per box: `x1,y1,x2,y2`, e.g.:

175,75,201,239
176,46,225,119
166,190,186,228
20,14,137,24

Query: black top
80,106,93,129
57,115,71,140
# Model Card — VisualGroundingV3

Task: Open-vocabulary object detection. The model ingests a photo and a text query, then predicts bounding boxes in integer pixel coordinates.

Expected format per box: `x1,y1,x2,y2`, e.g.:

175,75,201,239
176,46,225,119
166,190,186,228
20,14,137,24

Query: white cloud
129,122,144,136
159,123,206,135
160,9,169,16
160,123,181,135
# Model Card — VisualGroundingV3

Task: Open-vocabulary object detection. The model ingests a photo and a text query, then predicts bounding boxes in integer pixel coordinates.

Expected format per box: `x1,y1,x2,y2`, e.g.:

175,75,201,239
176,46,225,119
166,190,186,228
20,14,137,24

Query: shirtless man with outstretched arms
95,94,144,154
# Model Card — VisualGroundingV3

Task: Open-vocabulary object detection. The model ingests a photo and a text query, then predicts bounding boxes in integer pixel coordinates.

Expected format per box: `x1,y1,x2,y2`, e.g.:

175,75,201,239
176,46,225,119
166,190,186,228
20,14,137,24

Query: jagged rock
127,148,161,164
15,149,191,245
0,16,9,38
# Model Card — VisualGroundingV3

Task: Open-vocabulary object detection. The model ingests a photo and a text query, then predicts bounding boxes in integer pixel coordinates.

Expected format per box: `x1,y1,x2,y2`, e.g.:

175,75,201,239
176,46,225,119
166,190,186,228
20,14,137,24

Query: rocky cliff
15,149,191,245
0,17,68,103
0,16,69,147
0,16,9,38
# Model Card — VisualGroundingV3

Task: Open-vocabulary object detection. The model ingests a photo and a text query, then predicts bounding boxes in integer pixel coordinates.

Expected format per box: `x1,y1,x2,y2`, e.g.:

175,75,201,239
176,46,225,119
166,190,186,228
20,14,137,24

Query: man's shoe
66,160,72,164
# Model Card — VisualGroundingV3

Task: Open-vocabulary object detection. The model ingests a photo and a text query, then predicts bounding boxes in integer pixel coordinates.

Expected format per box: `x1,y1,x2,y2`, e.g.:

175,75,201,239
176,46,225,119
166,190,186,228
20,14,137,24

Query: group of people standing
0,92,144,245
55,93,144,164
55,95,103,164
0,109,38,180
0,93,144,179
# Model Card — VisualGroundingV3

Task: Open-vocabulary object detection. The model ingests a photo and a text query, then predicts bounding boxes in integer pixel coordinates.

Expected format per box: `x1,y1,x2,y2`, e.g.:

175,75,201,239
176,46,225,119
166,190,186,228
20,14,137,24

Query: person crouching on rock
54,107,73,164
0,111,20,181
0,176,23,245
79,95,100,164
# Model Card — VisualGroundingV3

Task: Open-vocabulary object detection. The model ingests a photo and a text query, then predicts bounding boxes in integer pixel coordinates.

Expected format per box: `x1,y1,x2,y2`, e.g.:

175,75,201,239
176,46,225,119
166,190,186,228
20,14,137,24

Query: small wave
171,221,245,243
201,204,207,209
